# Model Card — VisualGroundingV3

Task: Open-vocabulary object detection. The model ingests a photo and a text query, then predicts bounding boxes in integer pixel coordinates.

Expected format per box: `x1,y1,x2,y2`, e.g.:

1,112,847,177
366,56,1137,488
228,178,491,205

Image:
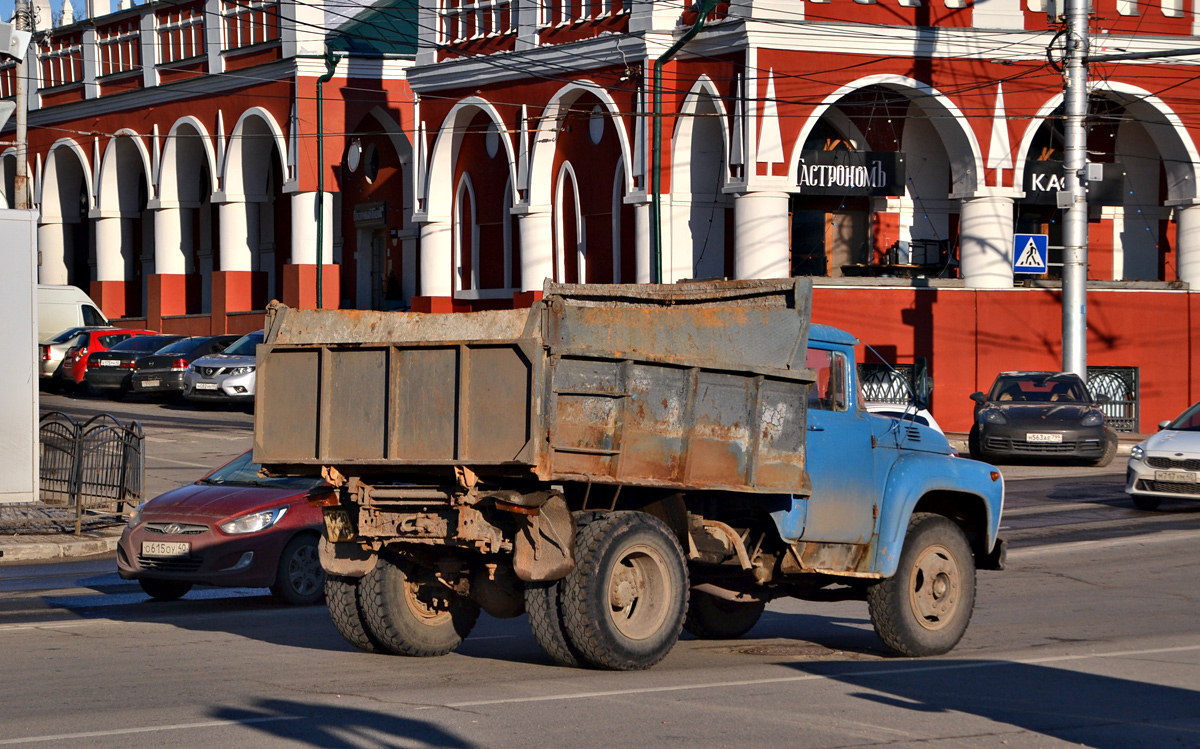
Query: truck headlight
220,507,287,534
1130,444,1145,460
982,409,1007,425
1080,411,1104,427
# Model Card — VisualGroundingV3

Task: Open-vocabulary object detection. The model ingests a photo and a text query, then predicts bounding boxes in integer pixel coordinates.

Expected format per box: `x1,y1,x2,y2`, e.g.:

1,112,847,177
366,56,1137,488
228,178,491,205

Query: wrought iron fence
1088,367,1139,433
858,363,915,405
38,412,145,534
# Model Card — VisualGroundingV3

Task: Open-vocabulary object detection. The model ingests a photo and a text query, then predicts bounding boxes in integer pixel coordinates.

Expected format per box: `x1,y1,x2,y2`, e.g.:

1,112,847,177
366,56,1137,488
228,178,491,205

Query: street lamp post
1060,0,1090,378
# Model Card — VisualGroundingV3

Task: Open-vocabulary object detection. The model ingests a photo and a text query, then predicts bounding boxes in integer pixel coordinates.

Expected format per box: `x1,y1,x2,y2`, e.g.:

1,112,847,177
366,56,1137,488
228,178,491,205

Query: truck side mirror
969,392,986,404
912,357,933,410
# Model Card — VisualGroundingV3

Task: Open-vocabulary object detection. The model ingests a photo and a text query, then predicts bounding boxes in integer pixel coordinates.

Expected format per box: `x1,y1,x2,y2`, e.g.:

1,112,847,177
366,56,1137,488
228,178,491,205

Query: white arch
672,75,730,196
528,81,634,207
1015,81,1200,202
96,128,153,213
223,106,290,198
39,138,94,218
790,74,986,197
158,115,219,202
424,96,517,224
554,160,584,283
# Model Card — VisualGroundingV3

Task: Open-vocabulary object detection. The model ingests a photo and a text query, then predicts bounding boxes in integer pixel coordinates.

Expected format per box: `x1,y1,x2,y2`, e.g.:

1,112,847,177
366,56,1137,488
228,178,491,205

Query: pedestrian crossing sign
1013,234,1049,274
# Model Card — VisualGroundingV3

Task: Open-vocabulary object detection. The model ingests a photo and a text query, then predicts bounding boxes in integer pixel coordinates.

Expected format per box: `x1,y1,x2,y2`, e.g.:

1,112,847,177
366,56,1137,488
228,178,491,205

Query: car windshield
109,335,182,353
988,374,1089,403
223,331,263,357
199,451,324,490
154,337,206,355
1168,402,1200,431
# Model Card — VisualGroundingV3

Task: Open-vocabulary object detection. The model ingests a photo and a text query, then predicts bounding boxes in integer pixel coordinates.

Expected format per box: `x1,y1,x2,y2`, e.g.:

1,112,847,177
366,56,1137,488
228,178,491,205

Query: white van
38,284,108,341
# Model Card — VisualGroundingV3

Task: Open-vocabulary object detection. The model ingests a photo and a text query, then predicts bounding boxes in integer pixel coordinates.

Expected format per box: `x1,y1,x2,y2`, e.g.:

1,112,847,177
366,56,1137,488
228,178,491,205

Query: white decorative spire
632,90,645,179
756,69,784,165
34,153,42,206
730,74,744,167
986,83,1013,173
60,0,74,25
415,120,427,209
151,123,160,198
517,105,530,195
92,137,100,206
216,110,226,189
288,102,299,184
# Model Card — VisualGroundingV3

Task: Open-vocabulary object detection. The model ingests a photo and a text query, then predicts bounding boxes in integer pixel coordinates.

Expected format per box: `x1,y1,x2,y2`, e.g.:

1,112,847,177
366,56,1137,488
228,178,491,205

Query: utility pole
13,0,30,210
1060,0,1090,378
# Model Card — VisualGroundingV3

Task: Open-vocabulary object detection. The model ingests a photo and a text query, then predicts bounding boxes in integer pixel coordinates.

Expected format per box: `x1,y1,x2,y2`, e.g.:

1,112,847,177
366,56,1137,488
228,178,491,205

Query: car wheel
968,425,986,461
271,534,326,606
360,557,480,657
867,513,976,657
138,578,193,601
559,512,689,671
325,574,386,653
683,590,765,640
1092,429,1118,467
1131,493,1162,511
109,385,129,401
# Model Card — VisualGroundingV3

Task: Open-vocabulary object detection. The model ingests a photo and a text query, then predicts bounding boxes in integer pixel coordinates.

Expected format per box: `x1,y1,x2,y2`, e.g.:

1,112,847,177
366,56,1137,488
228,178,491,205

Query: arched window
454,173,478,291
555,161,584,283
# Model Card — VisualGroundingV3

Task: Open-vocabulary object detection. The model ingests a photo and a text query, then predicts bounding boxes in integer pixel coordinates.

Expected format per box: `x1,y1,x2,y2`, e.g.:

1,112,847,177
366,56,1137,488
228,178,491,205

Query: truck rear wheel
683,590,765,640
560,513,688,670
525,580,584,667
325,574,384,654
867,513,976,657
360,558,480,657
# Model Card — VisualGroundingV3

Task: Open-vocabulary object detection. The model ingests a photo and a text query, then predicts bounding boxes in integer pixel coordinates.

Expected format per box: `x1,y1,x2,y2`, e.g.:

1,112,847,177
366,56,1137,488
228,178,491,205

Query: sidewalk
0,504,124,563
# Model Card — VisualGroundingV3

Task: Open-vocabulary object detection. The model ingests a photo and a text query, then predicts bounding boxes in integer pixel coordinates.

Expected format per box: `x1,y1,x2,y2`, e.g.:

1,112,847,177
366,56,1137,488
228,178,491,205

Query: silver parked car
183,330,263,407
1126,401,1200,510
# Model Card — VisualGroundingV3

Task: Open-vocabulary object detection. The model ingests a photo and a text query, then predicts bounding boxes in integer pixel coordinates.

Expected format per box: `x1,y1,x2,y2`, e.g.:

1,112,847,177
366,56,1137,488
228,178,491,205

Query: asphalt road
5,392,1198,747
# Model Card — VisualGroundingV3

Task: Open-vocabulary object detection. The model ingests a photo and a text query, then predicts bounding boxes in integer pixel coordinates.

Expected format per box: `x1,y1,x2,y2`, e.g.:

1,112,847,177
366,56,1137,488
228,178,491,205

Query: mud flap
513,495,576,582
318,537,377,578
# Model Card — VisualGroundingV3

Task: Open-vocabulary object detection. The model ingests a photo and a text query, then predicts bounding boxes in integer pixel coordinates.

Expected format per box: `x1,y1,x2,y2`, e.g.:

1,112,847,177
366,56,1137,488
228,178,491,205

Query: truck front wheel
360,558,480,657
560,513,689,670
683,590,765,640
867,513,976,657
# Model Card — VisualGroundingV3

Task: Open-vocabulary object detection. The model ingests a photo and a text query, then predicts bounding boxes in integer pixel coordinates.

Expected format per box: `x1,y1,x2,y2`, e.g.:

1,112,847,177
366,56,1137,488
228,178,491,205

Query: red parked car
117,451,327,605
57,328,156,393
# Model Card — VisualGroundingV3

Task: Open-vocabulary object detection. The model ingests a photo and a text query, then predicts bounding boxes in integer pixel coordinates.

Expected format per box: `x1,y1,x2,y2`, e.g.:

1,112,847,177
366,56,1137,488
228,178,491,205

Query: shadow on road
782,657,1200,746
210,699,472,747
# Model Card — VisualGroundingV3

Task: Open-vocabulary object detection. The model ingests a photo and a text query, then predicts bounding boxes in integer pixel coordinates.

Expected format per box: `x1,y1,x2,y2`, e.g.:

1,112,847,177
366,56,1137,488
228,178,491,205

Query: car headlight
1130,444,1145,460
982,409,1007,425
1080,410,1104,427
127,502,146,528
228,366,255,376
220,507,287,534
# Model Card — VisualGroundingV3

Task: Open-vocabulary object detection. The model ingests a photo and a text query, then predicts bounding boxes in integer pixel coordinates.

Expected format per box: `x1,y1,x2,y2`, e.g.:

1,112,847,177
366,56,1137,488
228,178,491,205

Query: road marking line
425,643,1200,709
1003,499,1127,517
1009,528,1200,559
0,716,302,744
146,455,220,469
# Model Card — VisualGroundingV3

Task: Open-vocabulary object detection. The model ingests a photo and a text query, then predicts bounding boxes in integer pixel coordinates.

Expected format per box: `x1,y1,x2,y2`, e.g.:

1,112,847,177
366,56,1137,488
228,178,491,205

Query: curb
0,533,120,562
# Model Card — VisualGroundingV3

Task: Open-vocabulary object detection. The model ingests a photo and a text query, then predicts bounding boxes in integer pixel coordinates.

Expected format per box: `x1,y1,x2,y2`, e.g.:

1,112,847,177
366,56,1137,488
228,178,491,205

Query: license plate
140,379,160,388
1155,470,1197,483
100,359,119,367
323,509,356,543
1026,433,1063,443
141,541,189,558
195,382,219,390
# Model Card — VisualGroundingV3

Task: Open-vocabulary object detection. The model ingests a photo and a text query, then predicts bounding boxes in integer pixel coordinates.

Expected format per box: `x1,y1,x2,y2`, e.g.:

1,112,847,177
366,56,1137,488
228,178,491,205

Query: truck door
799,346,879,544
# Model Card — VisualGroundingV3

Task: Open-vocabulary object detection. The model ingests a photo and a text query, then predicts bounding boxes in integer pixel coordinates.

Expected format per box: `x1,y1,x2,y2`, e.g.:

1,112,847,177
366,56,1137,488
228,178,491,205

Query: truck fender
319,537,378,578
512,494,576,582
871,453,1004,579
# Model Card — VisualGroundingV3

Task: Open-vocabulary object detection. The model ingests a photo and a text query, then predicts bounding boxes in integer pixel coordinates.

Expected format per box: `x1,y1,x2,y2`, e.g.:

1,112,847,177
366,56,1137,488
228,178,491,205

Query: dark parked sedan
969,371,1117,466
131,335,240,396
117,450,326,604
84,334,184,398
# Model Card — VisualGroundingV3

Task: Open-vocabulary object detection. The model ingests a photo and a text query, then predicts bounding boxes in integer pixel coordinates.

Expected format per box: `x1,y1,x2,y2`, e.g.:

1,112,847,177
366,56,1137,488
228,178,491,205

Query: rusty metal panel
755,379,809,492
390,347,459,461
254,348,319,462
686,371,754,488
464,346,533,463
549,358,622,477
326,348,388,460
268,304,533,345
610,363,690,484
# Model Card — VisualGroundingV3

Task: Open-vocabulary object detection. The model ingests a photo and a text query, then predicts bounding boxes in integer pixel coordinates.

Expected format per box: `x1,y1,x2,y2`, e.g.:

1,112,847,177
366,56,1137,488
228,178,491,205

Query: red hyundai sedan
118,451,327,604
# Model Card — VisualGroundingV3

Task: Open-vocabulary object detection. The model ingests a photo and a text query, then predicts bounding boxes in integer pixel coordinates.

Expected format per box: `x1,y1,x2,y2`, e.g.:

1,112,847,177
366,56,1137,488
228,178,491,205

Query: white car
865,402,945,434
1125,401,1200,510
183,330,262,408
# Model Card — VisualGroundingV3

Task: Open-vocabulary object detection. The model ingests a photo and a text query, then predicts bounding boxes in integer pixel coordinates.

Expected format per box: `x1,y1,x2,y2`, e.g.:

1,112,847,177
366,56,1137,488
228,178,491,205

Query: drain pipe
651,0,720,284
315,50,340,308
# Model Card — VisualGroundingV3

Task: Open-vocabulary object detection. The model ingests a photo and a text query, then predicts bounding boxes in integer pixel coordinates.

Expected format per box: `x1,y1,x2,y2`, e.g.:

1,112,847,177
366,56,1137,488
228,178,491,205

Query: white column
153,206,188,275
37,222,69,284
290,191,334,265
517,207,553,292
634,201,651,283
419,220,453,297
94,215,127,281
733,191,790,279
1176,203,1200,286
959,194,1015,289
218,200,253,272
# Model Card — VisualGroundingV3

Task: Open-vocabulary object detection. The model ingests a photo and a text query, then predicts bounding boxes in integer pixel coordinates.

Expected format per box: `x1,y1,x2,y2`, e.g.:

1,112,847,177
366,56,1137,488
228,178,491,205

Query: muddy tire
270,534,326,606
325,574,385,653
138,577,193,601
1131,493,1162,511
360,558,479,657
683,590,765,640
867,513,976,657
525,580,584,667
1092,429,1118,467
560,512,688,670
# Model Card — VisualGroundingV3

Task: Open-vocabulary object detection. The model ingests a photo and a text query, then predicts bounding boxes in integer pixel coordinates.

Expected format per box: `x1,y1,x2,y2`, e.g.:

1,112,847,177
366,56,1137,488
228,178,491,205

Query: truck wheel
360,558,480,657
560,513,689,670
325,575,385,653
683,590,765,640
867,513,976,657
525,580,584,667
138,578,193,601
1092,429,1118,467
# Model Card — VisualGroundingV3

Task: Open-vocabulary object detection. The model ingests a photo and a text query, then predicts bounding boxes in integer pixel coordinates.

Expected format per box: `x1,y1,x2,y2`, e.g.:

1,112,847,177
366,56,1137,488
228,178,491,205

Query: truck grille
137,555,203,572
1146,457,1200,471
1136,479,1200,496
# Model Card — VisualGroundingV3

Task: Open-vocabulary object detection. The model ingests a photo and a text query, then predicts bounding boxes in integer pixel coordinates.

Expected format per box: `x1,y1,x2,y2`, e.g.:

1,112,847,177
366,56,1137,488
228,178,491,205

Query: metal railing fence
38,412,145,535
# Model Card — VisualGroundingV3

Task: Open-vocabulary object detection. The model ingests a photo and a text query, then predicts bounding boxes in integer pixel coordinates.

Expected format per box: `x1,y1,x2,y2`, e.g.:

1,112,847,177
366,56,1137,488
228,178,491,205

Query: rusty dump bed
254,279,815,495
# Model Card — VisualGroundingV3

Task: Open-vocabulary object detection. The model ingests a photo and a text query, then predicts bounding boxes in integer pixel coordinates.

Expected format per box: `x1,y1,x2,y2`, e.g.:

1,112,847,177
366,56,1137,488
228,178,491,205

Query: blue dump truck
254,279,1004,670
